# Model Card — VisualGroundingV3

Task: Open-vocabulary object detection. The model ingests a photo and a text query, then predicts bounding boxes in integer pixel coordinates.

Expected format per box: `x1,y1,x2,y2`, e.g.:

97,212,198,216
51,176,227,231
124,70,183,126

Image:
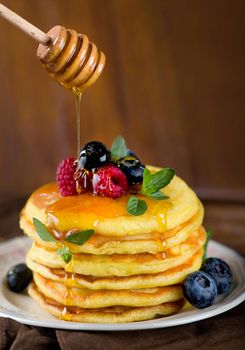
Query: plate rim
0,237,244,331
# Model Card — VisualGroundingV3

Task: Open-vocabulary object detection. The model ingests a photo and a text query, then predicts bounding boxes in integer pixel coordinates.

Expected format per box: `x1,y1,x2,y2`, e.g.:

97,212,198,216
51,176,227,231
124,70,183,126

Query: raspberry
95,165,128,199
56,157,77,196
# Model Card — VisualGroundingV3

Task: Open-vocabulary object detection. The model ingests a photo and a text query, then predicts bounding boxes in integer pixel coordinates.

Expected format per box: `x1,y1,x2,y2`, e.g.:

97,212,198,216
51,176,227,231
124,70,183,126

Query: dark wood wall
0,0,244,200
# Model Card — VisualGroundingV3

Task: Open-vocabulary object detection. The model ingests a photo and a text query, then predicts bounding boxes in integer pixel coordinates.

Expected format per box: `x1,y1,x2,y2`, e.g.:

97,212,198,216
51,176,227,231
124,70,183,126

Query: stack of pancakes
20,166,206,323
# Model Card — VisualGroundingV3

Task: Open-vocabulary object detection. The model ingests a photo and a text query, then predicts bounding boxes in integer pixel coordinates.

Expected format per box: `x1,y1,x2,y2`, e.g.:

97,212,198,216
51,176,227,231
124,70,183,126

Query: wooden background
0,0,244,200
0,0,244,256
0,2,244,334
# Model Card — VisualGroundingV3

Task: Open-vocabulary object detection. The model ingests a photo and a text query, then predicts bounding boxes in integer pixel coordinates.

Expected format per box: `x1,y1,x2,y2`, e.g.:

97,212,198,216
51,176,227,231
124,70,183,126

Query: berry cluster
182,257,233,309
56,141,145,199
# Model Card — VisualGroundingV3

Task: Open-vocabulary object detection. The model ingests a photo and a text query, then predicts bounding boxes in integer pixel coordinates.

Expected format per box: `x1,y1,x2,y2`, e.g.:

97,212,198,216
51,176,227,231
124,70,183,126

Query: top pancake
21,166,201,237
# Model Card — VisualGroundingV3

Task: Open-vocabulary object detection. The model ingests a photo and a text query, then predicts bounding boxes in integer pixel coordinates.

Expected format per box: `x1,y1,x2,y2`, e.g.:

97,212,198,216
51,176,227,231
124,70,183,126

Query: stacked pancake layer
20,166,206,323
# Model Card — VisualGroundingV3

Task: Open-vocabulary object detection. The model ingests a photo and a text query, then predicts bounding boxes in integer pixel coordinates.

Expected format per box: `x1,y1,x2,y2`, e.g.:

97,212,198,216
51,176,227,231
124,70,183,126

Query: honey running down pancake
27,248,203,290
29,283,185,323
21,166,200,237
21,203,204,255
20,165,207,323
33,272,183,308
27,227,206,277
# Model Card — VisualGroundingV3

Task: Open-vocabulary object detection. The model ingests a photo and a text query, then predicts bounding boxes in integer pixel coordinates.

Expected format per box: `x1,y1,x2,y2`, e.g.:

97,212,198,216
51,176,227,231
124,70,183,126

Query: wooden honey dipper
0,3,106,92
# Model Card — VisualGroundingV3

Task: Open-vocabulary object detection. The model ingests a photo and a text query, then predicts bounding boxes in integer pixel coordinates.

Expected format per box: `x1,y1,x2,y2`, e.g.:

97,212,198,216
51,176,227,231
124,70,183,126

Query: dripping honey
33,67,170,316
72,87,82,160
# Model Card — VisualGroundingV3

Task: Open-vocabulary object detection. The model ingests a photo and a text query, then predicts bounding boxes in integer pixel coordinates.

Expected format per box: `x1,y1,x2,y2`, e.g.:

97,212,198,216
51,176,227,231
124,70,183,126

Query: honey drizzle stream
155,207,168,260
61,242,75,321
73,88,82,160
61,88,82,320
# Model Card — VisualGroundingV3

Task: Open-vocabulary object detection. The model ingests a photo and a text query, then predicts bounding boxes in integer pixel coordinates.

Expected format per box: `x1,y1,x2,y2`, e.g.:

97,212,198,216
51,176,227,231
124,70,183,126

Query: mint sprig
57,246,72,263
203,228,212,261
148,191,169,200
33,218,95,263
111,135,128,161
66,230,95,245
141,168,175,200
127,167,175,216
127,196,148,216
33,218,57,242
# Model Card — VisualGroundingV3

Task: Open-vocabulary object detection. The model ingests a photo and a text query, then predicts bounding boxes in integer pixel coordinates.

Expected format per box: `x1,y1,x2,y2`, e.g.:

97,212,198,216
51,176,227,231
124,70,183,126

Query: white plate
0,237,244,331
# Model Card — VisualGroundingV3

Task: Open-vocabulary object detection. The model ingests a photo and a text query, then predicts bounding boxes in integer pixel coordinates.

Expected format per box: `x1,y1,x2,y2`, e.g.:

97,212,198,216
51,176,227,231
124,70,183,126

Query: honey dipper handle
0,3,50,45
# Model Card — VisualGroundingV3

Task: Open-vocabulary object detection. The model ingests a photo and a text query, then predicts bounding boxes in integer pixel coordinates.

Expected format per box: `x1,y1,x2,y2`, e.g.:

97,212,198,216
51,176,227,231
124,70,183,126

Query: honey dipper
0,3,106,92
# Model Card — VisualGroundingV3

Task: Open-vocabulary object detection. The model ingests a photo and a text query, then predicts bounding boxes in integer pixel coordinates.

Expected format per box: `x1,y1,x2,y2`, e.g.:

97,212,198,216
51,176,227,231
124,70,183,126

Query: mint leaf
203,228,212,261
33,218,57,242
148,191,169,200
57,246,72,263
111,135,128,161
141,168,151,195
127,196,148,216
141,168,175,200
65,230,95,245
148,168,175,192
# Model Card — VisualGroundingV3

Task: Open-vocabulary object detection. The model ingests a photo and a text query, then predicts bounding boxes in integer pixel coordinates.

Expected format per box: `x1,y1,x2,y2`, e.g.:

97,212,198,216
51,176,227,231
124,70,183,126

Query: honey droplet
156,251,167,260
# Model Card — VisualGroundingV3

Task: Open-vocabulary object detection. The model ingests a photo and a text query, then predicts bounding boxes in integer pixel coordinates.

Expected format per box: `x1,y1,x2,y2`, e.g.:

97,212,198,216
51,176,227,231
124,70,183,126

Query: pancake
33,272,183,308
29,283,185,323
21,166,200,237
21,203,204,255
27,248,203,290
27,227,206,277
21,165,207,323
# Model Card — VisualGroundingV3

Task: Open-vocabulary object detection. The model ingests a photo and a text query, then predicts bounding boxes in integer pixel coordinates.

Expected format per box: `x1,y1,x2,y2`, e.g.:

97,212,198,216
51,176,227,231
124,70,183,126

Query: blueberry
201,258,233,294
127,149,138,158
116,156,145,185
182,271,217,309
79,141,111,170
7,263,33,293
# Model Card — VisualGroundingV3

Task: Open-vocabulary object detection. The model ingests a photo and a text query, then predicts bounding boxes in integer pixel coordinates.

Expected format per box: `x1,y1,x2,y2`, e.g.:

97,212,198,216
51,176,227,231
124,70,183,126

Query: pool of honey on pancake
21,166,201,237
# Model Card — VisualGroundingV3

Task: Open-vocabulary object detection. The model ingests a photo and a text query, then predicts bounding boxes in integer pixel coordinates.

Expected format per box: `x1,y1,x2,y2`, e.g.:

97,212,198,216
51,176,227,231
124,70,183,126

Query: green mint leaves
141,168,175,200
111,135,128,161
127,196,148,216
33,218,95,263
203,228,212,261
127,168,175,216
33,218,57,242
65,230,95,245
33,218,95,246
57,246,72,263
